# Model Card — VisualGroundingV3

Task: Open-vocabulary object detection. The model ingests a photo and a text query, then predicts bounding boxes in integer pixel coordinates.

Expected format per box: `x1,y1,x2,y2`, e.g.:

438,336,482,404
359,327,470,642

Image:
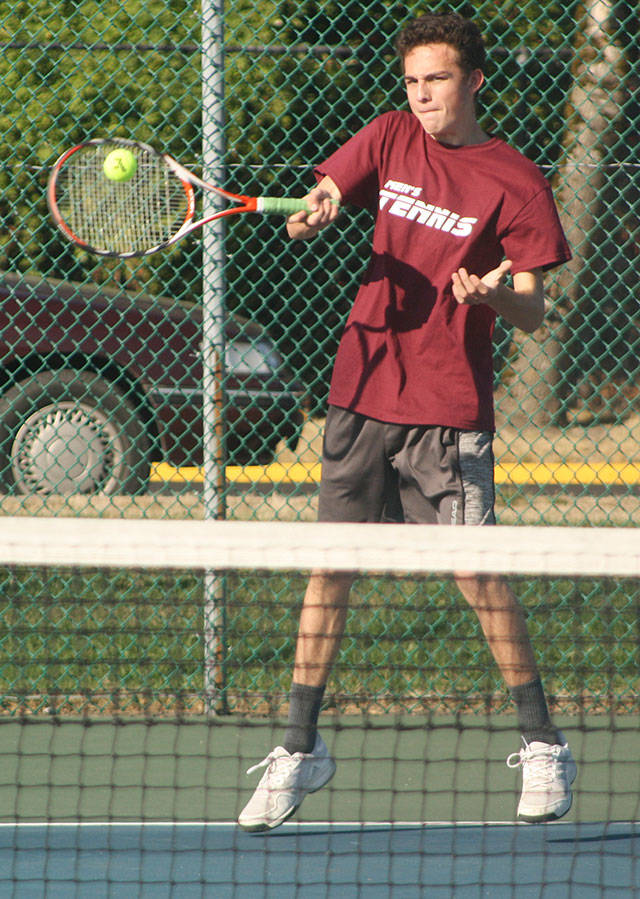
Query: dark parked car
0,273,305,495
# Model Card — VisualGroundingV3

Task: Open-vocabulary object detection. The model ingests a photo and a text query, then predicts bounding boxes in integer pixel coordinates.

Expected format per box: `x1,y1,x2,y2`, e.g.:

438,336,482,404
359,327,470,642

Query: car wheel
0,370,150,495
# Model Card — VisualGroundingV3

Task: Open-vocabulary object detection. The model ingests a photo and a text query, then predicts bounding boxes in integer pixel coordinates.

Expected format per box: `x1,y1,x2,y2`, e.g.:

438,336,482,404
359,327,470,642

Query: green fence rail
0,0,638,714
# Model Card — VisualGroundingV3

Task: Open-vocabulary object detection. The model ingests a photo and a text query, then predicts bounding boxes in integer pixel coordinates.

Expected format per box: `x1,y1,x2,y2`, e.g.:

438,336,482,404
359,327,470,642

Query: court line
0,819,589,828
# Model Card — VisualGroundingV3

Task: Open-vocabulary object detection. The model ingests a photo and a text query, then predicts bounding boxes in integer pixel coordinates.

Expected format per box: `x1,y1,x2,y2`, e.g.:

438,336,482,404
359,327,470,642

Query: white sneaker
238,734,336,832
507,733,577,823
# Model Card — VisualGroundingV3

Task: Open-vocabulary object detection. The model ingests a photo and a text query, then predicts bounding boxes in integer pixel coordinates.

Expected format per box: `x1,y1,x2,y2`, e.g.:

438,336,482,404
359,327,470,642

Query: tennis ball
103,147,138,182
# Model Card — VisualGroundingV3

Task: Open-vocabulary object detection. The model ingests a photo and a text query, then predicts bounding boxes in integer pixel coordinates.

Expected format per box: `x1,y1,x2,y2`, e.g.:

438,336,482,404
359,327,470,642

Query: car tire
0,370,151,495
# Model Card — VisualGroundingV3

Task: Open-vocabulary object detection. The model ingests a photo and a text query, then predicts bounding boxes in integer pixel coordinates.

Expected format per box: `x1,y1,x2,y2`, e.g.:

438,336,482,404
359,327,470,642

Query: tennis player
239,10,576,832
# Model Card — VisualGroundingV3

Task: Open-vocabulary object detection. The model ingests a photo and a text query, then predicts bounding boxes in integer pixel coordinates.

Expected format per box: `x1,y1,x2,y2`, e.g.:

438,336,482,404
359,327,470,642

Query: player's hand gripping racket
47,137,324,258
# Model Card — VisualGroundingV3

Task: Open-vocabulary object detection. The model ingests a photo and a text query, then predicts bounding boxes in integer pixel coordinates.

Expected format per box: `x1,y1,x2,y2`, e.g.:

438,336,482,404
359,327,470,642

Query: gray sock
283,682,325,754
510,677,560,745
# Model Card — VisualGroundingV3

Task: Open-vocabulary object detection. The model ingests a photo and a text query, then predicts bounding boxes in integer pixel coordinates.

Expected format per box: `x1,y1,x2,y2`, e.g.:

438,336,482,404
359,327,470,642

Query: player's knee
454,572,512,611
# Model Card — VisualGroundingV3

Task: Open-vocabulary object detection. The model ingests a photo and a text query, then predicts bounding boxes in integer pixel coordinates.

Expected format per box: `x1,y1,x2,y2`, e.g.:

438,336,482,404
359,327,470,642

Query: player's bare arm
287,175,342,239
452,263,544,333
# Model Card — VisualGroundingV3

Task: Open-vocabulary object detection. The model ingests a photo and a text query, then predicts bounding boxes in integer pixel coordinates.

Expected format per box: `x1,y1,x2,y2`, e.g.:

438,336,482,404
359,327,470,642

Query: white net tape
0,517,636,577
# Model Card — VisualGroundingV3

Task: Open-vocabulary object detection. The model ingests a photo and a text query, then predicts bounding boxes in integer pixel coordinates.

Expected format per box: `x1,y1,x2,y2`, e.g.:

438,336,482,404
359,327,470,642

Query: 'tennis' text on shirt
380,181,477,238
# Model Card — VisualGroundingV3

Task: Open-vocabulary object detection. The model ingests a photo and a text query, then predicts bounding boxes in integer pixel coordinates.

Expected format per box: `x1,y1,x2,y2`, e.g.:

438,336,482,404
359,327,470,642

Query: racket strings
57,145,192,255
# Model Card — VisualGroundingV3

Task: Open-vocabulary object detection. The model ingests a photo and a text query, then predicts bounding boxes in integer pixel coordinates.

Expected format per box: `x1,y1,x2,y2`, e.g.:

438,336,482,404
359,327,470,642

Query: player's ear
469,68,484,94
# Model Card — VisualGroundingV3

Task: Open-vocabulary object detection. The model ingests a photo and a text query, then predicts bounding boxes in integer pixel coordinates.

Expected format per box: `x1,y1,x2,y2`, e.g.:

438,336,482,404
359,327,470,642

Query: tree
496,0,639,428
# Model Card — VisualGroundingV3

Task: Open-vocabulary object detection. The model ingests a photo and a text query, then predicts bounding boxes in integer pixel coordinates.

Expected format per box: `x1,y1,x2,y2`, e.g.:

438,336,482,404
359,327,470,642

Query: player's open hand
451,259,512,307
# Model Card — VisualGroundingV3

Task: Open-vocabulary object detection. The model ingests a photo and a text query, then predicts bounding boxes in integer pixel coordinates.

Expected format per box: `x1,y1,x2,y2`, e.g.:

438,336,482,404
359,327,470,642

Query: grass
0,565,638,717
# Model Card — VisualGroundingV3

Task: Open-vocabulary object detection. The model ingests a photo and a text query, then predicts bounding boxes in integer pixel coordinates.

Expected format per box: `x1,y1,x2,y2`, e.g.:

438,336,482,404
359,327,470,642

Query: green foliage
0,1,200,291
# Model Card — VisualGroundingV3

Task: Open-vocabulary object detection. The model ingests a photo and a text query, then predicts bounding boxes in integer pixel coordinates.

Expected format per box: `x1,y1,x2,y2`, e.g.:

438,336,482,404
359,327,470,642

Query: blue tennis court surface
2,820,638,898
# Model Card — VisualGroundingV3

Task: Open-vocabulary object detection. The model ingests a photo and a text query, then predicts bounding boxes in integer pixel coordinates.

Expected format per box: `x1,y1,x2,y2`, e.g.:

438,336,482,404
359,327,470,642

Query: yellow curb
150,461,640,487
496,462,640,486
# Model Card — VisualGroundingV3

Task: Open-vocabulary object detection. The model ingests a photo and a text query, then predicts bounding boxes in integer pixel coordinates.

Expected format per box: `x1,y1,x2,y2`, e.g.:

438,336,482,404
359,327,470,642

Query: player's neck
426,119,489,147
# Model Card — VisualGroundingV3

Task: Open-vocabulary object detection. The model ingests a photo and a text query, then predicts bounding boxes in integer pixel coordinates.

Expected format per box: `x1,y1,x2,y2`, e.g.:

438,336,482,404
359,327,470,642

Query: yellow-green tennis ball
103,148,137,182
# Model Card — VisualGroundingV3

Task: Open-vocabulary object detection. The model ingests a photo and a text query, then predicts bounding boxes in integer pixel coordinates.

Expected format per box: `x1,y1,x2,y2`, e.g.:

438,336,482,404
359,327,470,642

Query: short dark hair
395,12,485,73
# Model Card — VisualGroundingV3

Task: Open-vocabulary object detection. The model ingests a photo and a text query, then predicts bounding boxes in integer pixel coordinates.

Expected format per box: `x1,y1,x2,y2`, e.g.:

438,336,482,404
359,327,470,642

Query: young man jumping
239,10,576,833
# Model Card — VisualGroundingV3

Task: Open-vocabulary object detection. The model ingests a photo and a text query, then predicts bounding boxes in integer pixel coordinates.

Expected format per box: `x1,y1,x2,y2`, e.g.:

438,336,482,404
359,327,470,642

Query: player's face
402,43,484,146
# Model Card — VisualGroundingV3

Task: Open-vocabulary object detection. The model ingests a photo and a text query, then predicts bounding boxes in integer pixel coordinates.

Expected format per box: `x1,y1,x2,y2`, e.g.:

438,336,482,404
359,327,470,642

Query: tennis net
0,517,638,896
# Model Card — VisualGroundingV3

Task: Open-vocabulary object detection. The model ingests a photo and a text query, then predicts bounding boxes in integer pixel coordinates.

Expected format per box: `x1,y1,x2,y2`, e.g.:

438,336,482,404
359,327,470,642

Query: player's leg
395,427,577,822
292,571,354,688
455,572,576,820
454,573,540,688
238,409,392,832
237,570,354,832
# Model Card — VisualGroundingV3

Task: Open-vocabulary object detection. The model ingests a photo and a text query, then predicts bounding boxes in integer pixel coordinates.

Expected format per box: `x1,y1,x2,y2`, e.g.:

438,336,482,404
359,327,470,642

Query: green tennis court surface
2,716,638,895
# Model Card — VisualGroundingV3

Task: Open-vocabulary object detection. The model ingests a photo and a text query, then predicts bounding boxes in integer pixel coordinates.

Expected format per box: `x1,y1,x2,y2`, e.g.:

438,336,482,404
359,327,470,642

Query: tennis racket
47,137,322,258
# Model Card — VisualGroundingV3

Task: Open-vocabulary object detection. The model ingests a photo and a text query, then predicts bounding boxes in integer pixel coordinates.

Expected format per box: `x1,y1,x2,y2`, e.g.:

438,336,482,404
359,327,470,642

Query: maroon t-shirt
316,111,571,431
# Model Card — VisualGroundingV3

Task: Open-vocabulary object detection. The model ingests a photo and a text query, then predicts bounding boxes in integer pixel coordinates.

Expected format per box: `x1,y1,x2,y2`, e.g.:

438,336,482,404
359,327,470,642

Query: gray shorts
318,406,496,526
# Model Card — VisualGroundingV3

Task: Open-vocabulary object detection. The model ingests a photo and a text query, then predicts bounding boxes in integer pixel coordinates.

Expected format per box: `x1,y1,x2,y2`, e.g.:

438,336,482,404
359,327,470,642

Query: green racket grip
257,196,339,215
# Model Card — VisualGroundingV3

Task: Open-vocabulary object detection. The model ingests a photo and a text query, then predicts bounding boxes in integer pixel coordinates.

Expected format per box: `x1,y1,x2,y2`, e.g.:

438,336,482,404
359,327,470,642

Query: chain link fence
0,0,638,714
